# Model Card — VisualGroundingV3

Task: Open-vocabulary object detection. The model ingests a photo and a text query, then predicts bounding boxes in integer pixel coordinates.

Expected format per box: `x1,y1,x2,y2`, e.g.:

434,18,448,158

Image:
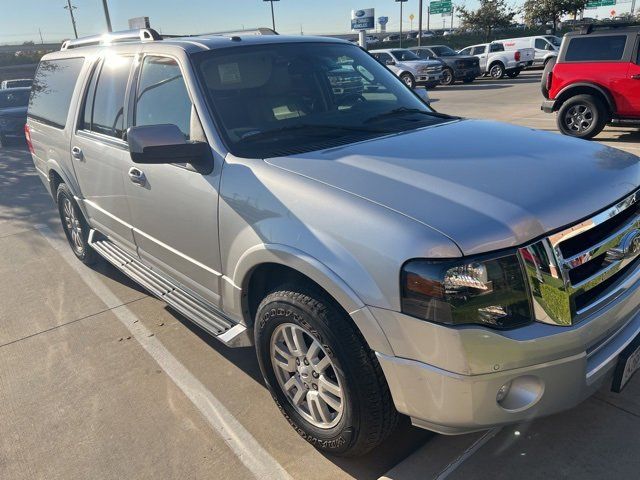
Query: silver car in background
26,29,640,458
370,48,443,88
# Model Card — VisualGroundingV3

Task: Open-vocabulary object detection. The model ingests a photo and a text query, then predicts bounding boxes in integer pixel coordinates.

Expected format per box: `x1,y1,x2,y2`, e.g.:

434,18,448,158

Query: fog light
496,381,512,403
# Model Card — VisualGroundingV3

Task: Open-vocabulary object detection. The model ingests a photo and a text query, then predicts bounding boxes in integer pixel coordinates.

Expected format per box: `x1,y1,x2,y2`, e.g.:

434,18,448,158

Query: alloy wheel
565,104,593,133
63,197,84,254
270,323,345,429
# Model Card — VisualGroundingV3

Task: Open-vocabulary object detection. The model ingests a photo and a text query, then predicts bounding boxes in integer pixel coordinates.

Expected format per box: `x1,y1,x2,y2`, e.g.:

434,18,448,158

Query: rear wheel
557,94,608,139
255,286,398,457
56,183,97,265
440,67,455,86
400,72,416,89
489,62,505,79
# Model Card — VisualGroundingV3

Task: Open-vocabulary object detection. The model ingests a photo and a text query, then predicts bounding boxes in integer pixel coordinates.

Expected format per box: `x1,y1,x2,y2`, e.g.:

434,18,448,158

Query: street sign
351,8,375,31
430,0,452,15
585,0,616,9
409,14,415,20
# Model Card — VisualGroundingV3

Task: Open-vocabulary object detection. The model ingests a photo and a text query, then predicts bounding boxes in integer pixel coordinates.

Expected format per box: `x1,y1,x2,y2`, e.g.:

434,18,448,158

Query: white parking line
38,225,292,480
432,428,501,479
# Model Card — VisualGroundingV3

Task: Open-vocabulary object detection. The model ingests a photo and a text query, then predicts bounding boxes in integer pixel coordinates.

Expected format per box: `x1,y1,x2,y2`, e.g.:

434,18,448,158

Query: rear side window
489,43,504,53
29,58,84,128
90,55,133,138
565,35,627,61
134,56,192,139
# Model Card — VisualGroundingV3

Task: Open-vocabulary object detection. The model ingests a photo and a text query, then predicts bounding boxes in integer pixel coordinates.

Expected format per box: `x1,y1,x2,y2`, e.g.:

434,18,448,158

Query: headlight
401,253,532,329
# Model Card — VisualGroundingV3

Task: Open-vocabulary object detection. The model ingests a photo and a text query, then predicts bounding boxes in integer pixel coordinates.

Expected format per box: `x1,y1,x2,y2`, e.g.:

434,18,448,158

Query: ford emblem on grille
606,229,640,261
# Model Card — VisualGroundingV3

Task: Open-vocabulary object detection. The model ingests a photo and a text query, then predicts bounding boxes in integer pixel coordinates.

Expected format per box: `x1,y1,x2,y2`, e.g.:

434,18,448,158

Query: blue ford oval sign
351,8,375,31
355,10,365,17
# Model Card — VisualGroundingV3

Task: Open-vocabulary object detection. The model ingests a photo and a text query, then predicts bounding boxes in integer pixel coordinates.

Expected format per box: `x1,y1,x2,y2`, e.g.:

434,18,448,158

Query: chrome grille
519,190,640,326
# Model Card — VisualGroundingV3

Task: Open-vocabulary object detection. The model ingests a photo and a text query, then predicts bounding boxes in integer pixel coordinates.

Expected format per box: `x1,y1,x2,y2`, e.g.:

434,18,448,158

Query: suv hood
266,119,640,255
401,59,441,68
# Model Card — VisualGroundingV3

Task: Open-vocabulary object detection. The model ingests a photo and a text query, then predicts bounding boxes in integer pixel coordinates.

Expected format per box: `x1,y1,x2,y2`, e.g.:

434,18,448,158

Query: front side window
135,56,192,139
195,42,448,158
431,46,457,56
545,36,562,47
565,35,627,62
390,49,420,61
470,46,486,55
535,38,548,50
90,55,133,138
29,57,84,128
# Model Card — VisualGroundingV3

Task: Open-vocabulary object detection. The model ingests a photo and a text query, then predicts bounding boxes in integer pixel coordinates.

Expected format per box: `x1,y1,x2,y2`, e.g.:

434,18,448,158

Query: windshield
431,46,457,56
195,42,448,158
0,89,29,109
545,36,562,47
390,49,421,61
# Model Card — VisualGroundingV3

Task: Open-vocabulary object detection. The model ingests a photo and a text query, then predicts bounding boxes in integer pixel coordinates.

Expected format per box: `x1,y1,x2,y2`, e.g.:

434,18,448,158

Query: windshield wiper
239,123,391,143
364,107,438,124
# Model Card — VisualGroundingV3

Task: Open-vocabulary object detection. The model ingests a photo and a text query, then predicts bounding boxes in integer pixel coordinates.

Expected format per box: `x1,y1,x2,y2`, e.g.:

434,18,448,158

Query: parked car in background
0,87,29,146
382,34,401,43
1,78,32,89
459,42,534,79
366,35,379,45
499,35,561,67
410,45,481,85
406,31,434,40
541,24,640,139
370,48,443,88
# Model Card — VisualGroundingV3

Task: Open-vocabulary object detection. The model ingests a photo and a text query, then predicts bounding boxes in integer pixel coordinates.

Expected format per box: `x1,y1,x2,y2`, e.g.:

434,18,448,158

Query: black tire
254,286,398,457
462,77,475,84
540,56,557,99
440,67,455,86
399,72,416,89
488,62,505,79
556,94,608,139
424,82,438,89
56,183,98,265
506,69,520,78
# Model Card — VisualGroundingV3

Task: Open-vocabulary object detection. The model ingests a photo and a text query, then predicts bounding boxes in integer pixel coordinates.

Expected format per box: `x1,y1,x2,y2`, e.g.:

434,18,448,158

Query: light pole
418,0,423,46
64,0,78,39
396,0,407,47
264,0,280,32
101,0,113,32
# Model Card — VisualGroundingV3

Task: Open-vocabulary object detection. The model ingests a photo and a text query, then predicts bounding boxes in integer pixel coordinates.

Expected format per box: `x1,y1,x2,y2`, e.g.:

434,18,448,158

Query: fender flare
45,159,90,220
555,82,615,113
228,243,394,355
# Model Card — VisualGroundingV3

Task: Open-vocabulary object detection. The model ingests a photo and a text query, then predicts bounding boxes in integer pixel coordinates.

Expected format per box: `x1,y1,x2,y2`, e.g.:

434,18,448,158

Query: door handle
632,74,640,80
128,167,146,186
71,146,83,160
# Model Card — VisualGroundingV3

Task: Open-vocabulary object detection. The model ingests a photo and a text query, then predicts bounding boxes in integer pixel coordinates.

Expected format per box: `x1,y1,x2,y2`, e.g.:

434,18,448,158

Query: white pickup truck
459,42,535,79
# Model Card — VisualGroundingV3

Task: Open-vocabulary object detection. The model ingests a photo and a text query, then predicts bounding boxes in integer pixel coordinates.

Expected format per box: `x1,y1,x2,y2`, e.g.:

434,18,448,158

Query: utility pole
451,7,454,30
38,28,44,44
101,0,113,32
264,0,279,32
64,0,78,39
427,6,430,32
418,0,424,46
396,0,407,47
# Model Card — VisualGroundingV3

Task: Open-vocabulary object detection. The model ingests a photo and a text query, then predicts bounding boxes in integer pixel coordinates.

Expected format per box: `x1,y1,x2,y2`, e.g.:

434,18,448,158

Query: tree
456,0,518,41
523,0,588,34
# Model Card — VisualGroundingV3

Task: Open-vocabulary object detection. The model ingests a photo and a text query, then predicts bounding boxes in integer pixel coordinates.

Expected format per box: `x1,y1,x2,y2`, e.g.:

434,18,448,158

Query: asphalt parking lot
2,70,640,480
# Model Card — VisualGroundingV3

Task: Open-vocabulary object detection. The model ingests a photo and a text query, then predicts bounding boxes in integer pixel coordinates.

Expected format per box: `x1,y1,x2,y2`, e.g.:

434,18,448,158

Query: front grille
519,190,640,325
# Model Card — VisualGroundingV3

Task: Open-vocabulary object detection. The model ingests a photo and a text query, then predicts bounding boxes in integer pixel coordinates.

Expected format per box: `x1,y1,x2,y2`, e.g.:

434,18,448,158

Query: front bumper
415,72,443,84
453,66,481,79
370,263,640,434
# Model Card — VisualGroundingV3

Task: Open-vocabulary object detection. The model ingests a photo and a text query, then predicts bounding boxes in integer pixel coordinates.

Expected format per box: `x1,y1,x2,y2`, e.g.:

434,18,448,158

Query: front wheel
557,94,608,139
489,63,505,79
440,68,455,86
400,72,416,89
255,287,398,457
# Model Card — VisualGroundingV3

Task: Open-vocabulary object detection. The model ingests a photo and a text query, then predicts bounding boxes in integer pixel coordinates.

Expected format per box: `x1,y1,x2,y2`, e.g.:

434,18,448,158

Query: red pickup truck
541,24,640,139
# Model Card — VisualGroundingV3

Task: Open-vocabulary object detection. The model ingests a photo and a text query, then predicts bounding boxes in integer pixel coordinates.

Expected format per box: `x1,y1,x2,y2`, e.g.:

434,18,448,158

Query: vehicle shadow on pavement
597,128,640,144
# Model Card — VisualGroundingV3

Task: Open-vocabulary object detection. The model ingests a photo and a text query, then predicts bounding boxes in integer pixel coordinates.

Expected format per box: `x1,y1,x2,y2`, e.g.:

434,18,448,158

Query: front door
71,55,137,252
620,39,640,117
123,54,223,304
472,46,488,71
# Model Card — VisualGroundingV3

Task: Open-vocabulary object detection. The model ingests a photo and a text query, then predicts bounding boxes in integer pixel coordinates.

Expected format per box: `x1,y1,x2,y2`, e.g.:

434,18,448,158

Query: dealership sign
351,8,375,31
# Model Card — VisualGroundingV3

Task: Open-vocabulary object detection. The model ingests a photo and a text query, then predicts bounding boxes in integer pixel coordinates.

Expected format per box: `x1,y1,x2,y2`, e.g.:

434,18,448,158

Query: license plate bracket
612,334,640,393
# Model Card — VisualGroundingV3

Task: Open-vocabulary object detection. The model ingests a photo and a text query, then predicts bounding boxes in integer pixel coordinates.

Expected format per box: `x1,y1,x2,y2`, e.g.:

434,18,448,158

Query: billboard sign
351,8,375,31
430,0,452,15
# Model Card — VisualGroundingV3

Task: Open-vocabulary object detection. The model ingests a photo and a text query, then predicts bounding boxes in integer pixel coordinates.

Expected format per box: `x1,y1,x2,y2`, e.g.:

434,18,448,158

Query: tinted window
489,43,504,52
0,89,30,108
90,55,132,138
135,56,191,138
29,58,84,128
374,52,393,63
535,38,547,49
459,48,471,55
196,43,445,158
470,46,486,55
431,46,457,56
565,35,627,61
391,49,420,61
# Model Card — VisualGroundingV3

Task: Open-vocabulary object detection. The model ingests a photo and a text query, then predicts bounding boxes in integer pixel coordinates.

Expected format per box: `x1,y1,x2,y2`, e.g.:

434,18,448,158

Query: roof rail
579,22,640,34
60,28,161,50
195,27,279,37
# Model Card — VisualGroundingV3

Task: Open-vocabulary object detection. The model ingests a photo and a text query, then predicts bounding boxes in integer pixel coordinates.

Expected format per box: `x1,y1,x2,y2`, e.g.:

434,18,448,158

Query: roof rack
60,28,161,50
578,22,640,34
195,27,279,37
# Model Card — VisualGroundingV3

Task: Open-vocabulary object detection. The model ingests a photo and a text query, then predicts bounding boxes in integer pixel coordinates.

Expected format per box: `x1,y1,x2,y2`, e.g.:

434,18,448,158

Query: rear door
622,35,640,117
123,54,223,304
471,45,488,70
71,54,137,251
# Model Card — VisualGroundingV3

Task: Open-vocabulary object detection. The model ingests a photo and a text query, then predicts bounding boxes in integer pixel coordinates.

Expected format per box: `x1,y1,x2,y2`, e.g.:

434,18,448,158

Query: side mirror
127,124,210,166
385,59,396,66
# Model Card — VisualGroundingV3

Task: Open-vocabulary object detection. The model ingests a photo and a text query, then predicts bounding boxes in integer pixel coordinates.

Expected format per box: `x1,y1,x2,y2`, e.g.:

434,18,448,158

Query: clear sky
0,0,635,44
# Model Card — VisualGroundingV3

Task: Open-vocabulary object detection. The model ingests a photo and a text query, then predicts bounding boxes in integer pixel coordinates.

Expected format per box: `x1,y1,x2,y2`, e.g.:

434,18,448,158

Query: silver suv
27,29,640,457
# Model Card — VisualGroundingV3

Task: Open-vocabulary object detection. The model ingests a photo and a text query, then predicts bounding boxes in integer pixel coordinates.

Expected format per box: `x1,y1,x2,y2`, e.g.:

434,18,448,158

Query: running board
89,231,252,347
